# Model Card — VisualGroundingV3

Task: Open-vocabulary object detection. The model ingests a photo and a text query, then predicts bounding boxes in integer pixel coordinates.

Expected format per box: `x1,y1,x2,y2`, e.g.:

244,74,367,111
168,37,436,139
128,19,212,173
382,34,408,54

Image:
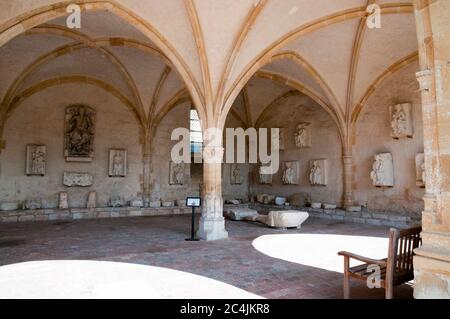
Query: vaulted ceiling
0,0,418,144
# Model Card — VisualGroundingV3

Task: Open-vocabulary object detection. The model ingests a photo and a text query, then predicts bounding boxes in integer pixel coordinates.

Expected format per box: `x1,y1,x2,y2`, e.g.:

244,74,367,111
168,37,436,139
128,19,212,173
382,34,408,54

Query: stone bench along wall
0,202,421,228
0,206,192,223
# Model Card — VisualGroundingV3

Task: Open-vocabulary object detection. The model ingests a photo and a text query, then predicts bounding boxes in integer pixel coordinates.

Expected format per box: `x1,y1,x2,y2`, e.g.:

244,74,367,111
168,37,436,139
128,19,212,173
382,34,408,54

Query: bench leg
385,284,393,299
343,272,350,299
343,257,350,299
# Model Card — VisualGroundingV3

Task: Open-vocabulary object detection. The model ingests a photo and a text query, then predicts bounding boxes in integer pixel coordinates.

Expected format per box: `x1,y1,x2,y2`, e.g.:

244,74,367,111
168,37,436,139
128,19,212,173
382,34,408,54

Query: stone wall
251,94,344,206
0,83,143,208
0,87,253,212
222,114,250,201
353,62,424,214
151,101,192,202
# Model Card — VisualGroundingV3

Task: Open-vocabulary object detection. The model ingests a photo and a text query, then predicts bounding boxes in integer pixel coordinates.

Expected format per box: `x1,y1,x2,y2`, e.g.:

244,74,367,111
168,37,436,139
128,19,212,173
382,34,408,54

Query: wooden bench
338,226,422,299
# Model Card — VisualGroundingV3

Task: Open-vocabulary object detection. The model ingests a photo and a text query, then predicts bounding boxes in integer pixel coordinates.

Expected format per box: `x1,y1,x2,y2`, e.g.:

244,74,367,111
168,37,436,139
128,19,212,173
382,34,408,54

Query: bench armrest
338,251,387,266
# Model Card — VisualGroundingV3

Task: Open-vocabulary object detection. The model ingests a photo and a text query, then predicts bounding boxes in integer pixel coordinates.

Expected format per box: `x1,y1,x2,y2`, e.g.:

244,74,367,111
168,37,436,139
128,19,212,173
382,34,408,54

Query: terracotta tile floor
0,215,414,299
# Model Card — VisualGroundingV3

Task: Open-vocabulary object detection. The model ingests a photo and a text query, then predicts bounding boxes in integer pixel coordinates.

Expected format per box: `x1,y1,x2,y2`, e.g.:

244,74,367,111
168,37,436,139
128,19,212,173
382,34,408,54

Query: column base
197,216,228,241
414,251,450,299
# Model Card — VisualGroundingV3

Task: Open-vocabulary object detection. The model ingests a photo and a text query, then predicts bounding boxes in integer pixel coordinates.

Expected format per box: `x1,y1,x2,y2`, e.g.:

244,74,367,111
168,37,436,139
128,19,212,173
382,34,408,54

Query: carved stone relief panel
26,144,46,176
282,161,299,185
109,149,127,177
230,164,243,185
309,159,328,186
64,105,96,162
390,103,413,139
294,122,312,148
170,161,185,185
63,172,93,187
370,153,394,187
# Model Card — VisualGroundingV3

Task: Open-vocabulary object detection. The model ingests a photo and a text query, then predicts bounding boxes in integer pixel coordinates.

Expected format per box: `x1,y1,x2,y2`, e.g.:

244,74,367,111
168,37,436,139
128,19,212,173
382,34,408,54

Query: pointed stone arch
220,3,414,133
0,0,207,126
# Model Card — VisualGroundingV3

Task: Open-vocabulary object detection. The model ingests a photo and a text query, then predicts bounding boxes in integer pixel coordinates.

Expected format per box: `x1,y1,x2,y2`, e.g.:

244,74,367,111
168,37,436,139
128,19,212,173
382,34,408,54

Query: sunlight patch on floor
252,234,389,273
0,260,262,299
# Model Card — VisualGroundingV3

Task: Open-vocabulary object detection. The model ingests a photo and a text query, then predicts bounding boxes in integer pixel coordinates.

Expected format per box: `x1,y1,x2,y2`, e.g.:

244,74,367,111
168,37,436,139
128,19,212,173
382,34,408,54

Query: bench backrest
386,226,422,283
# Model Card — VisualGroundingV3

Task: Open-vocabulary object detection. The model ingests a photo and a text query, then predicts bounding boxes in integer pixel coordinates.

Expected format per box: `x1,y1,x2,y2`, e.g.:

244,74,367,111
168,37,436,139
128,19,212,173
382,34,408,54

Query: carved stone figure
26,145,46,176
282,161,299,185
59,192,69,209
309,159,328,186
109,196,125,207
150,200,161,208
64,105,96,162
109,149,127,177
87,191,97,209
272,127,285,151
130,198,144,208
370,153,394,187
231,164,243,185
294,123,311,148
170,162,185,185
0,201,20,211
259,165,272,184
390,103,413,139
416,153,426,187
63,172,93,187
24,199,42,210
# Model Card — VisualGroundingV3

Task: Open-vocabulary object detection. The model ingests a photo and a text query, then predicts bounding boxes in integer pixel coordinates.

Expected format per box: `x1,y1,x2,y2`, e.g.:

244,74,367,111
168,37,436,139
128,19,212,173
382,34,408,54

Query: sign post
185,197,201,241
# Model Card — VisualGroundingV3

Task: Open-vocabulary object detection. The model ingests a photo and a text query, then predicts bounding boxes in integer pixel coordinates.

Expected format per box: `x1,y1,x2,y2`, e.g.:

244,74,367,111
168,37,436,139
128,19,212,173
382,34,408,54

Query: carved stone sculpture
416,153,426,187
272,127,285,151
231,164,243,185
109,149,127,177
162,201,174,207
282,161,299,185
150,200,161,208
64,105,96,162
0,201,20,211
59,192,69,209
26,145,46,176
130,198,144,208
170,162,185,185
109,196,126,207
63,172,93,187
370,153,394,187
390,103,413,139
24,199,42,210
309,159,328,186
294,122,311,148
87,191,97,209
259,165,272,184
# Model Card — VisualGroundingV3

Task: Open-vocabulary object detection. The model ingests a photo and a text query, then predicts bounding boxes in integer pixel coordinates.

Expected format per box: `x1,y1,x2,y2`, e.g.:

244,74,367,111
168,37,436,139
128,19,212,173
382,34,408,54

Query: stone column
197,145,228,241
343,154,354,208
142,133,153,207
413,0,450,299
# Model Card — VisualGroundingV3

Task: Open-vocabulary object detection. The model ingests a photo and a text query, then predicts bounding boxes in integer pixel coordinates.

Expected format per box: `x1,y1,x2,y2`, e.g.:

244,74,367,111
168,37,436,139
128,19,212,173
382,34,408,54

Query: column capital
416,69,433,92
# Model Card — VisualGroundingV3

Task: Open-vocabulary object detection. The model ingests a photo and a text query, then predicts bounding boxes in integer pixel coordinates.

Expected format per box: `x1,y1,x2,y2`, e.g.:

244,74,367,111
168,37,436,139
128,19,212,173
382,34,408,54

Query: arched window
190,109,203,154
